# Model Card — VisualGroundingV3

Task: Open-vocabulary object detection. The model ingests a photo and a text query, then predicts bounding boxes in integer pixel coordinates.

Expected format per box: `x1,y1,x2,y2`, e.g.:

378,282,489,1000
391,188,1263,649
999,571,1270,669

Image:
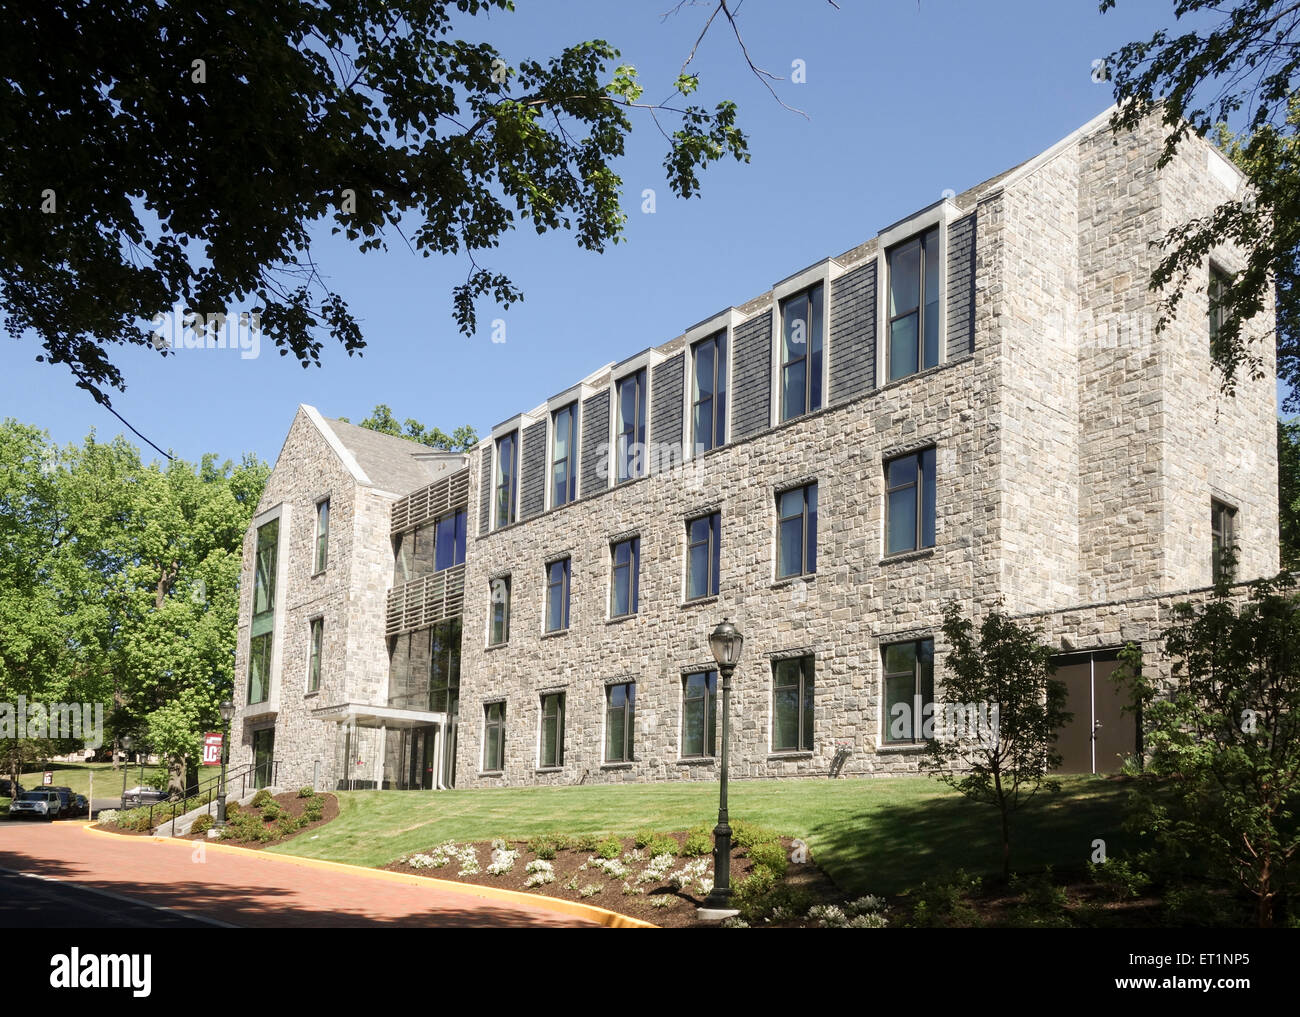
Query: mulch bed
94,792,339,847
383,832,842,928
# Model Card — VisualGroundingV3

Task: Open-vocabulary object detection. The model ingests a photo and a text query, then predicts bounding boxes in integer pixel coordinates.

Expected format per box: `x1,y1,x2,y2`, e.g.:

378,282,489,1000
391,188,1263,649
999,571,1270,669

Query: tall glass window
546,558,571,633
540,692,565,768
616,369,647,484
887,226,941,381
681,671,717,758
1211,499,1237,583
249,518,279,705
686,512,721,600
780,285,824,421
692,333,727,452
551,403,578,507
483,702,505,771
776,483,818,579
885,449,937,555
428,619,461,714
433,509,467,572
610,537,640,618
307,618,323,693
605,682,636,763
495,431,518,528
882,640,935,744
772,656,814,752
313,499,329,574
489,576,511,646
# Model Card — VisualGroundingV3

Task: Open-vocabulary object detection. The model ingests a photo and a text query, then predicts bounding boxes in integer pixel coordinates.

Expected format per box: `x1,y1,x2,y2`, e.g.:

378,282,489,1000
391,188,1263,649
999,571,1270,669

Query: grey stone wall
477,446,492,537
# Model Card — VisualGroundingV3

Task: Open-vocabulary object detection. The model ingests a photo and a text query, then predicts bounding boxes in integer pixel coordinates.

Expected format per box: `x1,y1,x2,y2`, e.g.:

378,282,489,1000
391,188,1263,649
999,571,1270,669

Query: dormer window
887,226,940,381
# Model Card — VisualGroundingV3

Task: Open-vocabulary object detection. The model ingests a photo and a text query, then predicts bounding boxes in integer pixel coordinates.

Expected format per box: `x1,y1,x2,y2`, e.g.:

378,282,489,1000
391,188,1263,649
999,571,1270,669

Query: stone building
228,108,1278,792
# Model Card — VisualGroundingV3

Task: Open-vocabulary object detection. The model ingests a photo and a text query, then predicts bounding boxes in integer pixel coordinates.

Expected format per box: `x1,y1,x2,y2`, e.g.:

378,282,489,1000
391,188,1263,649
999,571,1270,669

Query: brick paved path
0,823,600,928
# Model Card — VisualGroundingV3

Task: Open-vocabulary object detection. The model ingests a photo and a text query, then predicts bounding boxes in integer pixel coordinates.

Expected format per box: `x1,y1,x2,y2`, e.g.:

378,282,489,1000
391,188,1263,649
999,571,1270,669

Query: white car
8,790,64,820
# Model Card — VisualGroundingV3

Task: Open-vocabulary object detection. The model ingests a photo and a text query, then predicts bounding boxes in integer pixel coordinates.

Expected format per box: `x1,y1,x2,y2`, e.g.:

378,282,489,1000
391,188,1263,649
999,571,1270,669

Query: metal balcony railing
386,564,466,636
391,468,470,535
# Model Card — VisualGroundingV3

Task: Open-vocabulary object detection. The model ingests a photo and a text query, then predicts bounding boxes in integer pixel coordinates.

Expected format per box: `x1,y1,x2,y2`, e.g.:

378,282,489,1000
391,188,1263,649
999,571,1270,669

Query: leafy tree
341,404,478,451
0,1,753,407
923,602,1072,881
1101,1,1300,406
1280,418,1300,569
0,420,268,792
1121,564,1300,927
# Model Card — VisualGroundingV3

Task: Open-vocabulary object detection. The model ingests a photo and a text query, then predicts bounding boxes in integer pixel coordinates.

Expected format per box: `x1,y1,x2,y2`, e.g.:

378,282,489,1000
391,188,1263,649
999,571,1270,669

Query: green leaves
0,2,750,405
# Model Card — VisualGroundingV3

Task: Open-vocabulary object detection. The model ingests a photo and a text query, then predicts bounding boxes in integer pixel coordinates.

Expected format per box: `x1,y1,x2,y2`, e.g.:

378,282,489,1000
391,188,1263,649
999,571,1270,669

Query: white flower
649,895,675,909
698,877,714,897
524,859,556,888
486,847,520,876
808,904,848,928
847,912,888,928
847,894,887,916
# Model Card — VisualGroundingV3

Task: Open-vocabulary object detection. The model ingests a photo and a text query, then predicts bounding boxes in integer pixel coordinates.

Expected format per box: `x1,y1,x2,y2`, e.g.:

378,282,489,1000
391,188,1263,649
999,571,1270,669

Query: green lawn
12,762,129,800
271,774,1135,894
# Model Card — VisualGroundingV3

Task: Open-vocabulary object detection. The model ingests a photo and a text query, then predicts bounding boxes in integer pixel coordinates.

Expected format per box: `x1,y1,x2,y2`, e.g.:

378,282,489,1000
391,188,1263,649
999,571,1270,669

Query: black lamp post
702,618,743,916
119,735,132,808
217,699,234,828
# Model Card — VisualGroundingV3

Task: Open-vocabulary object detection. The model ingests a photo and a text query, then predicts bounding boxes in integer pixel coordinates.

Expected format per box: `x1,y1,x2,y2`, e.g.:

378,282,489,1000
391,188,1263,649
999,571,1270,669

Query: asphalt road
0,867,226,928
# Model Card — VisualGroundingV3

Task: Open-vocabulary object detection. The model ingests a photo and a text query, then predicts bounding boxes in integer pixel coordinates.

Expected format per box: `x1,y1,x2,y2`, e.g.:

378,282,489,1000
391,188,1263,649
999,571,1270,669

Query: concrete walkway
0,822,601,928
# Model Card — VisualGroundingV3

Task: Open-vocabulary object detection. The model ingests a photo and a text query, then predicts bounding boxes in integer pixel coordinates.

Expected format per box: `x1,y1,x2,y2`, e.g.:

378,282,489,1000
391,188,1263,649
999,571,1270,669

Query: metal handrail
142,760,276,835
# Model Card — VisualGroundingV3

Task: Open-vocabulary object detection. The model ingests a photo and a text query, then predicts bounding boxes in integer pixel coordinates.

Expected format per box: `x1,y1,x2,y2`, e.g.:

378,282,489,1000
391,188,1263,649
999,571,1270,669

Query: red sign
43,771,53,786
202,732,223,766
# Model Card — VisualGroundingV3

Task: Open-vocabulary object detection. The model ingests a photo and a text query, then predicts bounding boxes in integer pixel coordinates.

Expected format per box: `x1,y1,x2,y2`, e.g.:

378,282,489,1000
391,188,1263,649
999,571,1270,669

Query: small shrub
224,802,240,818
633,828,658,848
572,833,600,852
648,894,675,909
96,809,119,826
682,826,712,857
296,787,316,799
527,836,557,860
1087,858,1151,902
303,800,324,823
719,915,750,928
732,820,780,850
596,835,623,860
578,883,603,898
905,869,984,929
646,835,679,858
250,789,274,809
747,841,788,878
275,814,302,838
733,866,780,923
190,813,214,836
261,802,282,822
1009,869,1073,929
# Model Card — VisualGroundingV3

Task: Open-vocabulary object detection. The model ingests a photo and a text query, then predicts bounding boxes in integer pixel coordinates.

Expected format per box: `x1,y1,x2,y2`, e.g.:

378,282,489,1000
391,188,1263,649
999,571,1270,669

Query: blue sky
1,0,1221,466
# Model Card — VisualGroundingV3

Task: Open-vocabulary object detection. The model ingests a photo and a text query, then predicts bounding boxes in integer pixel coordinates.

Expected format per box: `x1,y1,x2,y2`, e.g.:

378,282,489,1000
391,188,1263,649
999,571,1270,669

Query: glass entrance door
253,728,275,788
406,726,439,789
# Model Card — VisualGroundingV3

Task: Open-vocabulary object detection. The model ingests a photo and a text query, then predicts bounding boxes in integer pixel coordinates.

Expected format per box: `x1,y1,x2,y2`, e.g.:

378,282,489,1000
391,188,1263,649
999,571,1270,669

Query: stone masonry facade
230,108,1278,793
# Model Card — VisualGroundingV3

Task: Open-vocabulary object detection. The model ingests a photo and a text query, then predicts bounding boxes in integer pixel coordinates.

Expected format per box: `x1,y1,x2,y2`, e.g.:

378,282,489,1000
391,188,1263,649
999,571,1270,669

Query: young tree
1124,565,1300,927
0,1,763,408
342,404,478,452
1279,418,1300,569
1101,1,1300,405
923,602,1072,881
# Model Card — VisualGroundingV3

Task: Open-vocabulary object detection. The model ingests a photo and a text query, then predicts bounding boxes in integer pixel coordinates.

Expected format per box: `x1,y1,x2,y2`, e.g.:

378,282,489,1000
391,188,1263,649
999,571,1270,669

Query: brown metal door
1091,657,1137,773
1052,658,1094,774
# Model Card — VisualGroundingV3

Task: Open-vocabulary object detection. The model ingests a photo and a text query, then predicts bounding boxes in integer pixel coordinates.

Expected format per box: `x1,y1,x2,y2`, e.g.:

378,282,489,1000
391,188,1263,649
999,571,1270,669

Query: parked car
70,794,89,817
120,786,171,809
44,787,76,816
0,779,23,798
8,791,64,820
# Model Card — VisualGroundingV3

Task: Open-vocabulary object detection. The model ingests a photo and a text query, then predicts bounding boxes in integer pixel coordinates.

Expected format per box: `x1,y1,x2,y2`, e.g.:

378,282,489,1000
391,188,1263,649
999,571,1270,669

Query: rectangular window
248,632,272,705
551,403,579,507
776,483,818,579
692,332,727,452
605,682,636,763
780,285,824,422
546,558,571,633
610,537,640,617
772,656,814,752
1209,264,1229,352
483,702,505,771
495,431,518,528
885,448,937,555
249,518,279,705
540,692,565,768
681,671,717,758
489,576,511,646
1212,498,1237,583
882,639,935,744
428,620,461,714
307,618,323,693
433,509,467,572
313,499,329,574
615,369,647,484
686,512,721,600
887,227,941,381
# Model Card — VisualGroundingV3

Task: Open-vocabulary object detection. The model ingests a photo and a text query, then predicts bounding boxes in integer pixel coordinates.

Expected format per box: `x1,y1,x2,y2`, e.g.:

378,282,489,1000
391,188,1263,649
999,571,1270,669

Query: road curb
83,824,655,928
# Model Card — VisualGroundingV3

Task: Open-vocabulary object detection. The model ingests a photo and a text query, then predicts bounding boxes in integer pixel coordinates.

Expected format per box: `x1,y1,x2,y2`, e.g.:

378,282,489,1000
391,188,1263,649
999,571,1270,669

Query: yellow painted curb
84,824,656,928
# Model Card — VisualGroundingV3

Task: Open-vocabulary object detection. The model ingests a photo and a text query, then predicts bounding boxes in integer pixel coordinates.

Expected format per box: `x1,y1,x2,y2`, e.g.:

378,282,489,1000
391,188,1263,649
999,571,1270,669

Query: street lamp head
709,618,744,670
121,734,132,751
219,699,235,723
